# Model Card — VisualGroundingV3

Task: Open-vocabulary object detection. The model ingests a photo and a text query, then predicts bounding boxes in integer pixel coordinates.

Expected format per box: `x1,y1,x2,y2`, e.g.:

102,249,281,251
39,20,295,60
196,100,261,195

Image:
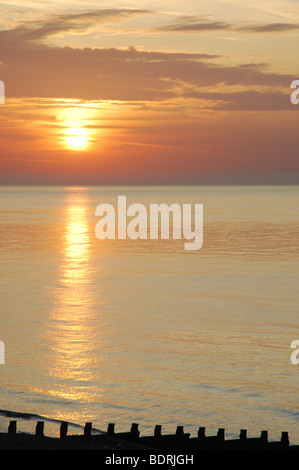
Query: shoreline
1,419,299,452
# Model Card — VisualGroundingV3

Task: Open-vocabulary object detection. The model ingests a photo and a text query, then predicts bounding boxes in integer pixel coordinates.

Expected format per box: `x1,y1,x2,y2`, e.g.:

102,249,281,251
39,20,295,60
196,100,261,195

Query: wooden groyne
1,420,299,451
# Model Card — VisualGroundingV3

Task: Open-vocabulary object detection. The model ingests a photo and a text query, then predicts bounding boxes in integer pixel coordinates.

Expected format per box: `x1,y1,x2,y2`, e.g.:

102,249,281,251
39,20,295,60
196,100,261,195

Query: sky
0,0,298,185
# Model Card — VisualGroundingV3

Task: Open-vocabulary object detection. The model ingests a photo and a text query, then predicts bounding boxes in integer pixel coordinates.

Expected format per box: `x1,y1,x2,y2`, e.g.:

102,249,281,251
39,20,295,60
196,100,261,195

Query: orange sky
0,1,298,184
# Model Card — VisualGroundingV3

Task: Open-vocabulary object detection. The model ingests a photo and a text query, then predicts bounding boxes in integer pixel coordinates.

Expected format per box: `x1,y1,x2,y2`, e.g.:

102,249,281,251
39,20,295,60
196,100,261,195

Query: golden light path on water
44,189,103,420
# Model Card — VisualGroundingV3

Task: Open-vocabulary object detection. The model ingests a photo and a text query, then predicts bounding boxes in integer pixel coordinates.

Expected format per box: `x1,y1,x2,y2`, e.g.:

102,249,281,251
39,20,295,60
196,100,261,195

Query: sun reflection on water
44,189,103,408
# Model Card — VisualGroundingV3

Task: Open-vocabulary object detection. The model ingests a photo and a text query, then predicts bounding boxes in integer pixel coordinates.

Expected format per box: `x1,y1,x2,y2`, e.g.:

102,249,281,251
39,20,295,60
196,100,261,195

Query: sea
0,185,298,444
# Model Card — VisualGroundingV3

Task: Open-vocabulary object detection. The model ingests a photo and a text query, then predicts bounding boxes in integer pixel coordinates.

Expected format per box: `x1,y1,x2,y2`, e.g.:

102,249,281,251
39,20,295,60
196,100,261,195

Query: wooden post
240,429,247,440
130,423,139,438
60,421,68,438
8,421,17,434
176,425,190,441
107,423,115,436
176,426,184,437
154,425,162,438
84,422,92,437
36,421,44,436
281,432,289,447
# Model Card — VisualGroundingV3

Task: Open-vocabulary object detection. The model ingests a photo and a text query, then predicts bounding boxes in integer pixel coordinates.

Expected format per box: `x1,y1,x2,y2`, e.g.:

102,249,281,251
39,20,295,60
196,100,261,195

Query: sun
64,128,89,151
66,134,88,150
58,104,99,152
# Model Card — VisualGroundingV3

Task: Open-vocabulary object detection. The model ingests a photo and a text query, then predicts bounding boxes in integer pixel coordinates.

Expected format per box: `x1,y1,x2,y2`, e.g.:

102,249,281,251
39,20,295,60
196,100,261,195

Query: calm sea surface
0,185,298,443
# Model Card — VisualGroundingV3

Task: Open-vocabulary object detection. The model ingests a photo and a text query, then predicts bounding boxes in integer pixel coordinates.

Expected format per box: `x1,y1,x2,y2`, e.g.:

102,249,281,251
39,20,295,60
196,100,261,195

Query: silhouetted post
8,421,17,434
130,423,139,438
36,421,44,436
281,432,289,447
154,425,162,438
60,421,68,438
107,423,115,436
240,429,247,441
217,428,225,441
176,426,184,437
176,425,190,441
198,427,206,439
260,431,268,446
84,422,92,437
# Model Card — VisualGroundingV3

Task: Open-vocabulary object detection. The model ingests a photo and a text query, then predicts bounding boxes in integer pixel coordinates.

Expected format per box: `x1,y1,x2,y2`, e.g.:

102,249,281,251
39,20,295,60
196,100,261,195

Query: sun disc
65,128,88,150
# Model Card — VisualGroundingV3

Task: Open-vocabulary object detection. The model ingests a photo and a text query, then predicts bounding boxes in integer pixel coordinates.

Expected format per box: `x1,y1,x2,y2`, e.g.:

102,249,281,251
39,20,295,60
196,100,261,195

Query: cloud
157,16,231,33
238,22,299,33
156,15,299,34
183,90,294,111
4,8,153,41
0,11,294,109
